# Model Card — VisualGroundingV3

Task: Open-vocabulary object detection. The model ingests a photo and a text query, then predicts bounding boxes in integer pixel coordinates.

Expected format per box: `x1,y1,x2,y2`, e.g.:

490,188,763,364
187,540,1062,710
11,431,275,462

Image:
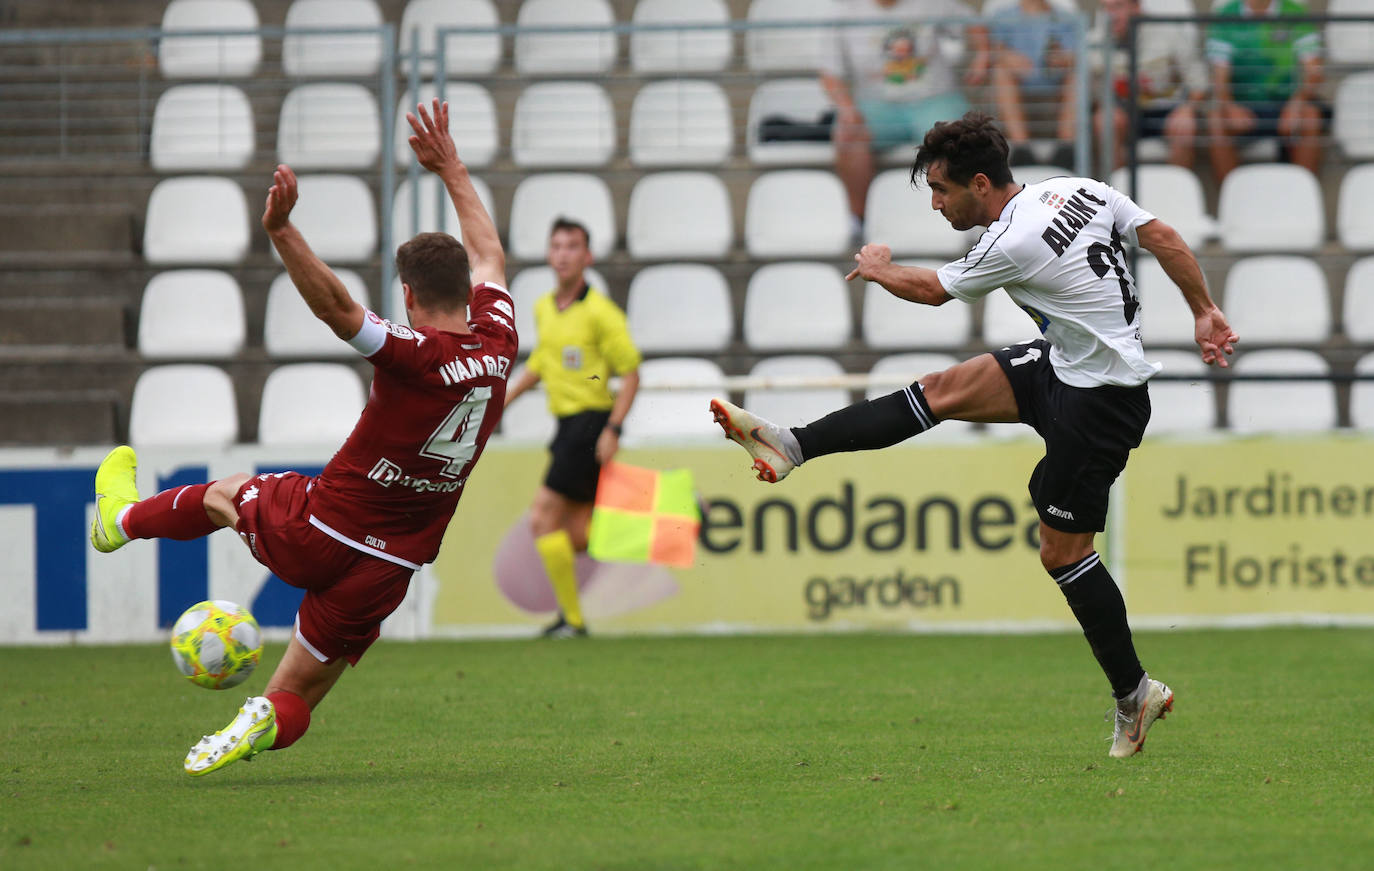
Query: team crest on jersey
386,321,417,341
1040,191,1066,210
562,346,583,370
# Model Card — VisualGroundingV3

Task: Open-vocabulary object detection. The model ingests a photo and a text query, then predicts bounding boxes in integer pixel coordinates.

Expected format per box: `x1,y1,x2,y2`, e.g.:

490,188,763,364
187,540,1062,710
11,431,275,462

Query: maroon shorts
233,472,413,666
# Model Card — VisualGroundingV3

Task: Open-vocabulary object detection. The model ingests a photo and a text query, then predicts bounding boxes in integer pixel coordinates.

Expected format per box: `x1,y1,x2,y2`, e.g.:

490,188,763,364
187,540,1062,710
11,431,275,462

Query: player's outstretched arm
262,164,365,340
845,243,953,306
406,99,506,289
1136,218,1238,367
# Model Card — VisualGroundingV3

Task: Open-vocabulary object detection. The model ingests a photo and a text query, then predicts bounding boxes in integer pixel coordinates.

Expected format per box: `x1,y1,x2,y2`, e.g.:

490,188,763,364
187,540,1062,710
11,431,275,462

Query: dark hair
911,112,1014,189
549,216,591,249
396,232,470,312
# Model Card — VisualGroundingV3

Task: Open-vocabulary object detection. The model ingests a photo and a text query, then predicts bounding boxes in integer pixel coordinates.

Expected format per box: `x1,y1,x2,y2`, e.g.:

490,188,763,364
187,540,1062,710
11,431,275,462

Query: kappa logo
1040,191,1066,210
239,485,259,506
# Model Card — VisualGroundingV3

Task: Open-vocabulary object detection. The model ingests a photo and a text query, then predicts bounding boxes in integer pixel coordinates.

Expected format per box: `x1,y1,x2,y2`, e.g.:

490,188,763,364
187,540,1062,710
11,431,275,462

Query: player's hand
845,243,893,282
406,98,461,176
262,164,298,234
595,427,619,465
1195,306,1238,368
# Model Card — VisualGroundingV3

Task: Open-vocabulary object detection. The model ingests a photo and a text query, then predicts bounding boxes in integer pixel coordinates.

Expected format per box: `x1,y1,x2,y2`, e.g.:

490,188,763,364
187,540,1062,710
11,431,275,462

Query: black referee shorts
992,339,1151,534
543,409,611,503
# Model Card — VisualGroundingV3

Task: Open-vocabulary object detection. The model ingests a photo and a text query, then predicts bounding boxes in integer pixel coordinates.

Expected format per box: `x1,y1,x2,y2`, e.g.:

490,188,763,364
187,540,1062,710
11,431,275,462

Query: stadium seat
1146,350,1217,434
143,176,250,265
394,83,497,168
500,381,556,442
1226,350,1337,433
625,264,733,352
508,173,616,260
1342,257,1374,342
866,169,978,257
391,173,495,242
278,175,376,264
511,82,616,168
626,172,733,259
1109,165,1218,250
628,80,733,167
746,78,836,166
744,356,849,428
1223,256,1330,344
507,265,611,355
396,0,500,76
745,0,837,72
138,270,246,359
277,84,381,170
745,170,850,258
1133,254,1197,348
1217,164,1324,253
1013,165,1072,185
128,364,238,447
981,290,1043,348
264,269,371,359
159,0,261,78
514,0,617,75
150,84,254,172
629,0,732,73
1336,164,1374,251
623,358,726,442
1334,71,1374,159
743,262,851,350
866,353,974,440
282,0,384,76
258,364,366,445
862,260,972,349
1326,0,1374,65
1350,353,1374,430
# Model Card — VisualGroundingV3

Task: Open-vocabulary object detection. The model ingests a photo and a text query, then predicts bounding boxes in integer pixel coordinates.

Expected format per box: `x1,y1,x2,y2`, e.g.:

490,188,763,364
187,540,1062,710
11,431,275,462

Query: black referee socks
1049,553,1146,700
790,381,939,461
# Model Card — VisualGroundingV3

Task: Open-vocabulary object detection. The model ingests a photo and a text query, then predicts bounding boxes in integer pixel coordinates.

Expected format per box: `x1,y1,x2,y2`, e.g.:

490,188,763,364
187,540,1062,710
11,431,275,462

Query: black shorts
543,410,611,503
992,340,1151,534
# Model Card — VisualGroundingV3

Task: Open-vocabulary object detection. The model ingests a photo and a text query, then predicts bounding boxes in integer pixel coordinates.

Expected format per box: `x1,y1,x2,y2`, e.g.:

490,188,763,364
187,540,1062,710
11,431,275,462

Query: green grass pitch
2,628,1372,870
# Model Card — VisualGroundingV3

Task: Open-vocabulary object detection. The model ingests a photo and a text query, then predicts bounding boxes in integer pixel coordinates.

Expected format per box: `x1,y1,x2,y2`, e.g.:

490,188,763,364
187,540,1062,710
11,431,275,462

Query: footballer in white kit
711,113,1239,758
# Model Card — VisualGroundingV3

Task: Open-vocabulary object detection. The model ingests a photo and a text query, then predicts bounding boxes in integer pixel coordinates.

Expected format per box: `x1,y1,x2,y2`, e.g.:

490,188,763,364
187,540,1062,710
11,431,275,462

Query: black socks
1050,553,1146,700
791,382,938,461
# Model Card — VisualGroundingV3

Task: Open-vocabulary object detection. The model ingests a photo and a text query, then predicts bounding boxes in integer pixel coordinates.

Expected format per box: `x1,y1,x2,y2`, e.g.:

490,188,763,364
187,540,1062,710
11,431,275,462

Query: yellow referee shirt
527,284,642,418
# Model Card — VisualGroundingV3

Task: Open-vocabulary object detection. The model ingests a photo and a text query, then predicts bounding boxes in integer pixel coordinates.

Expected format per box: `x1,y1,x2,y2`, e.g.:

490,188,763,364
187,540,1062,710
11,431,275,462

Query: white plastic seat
1227,350,1337,433
391,173,496,243
1217,164,1324,253
507,265,611,355
264,269,371,358
745,0,837,72
514,0,617,75
159,0,261,78
1134,254,1196,348
1343,257,1374,342
150,84,254,172
397,0,500,76
1109,165,1218,249
508,174,615,260
626,264,733,352
500,382,557,441
138,270,246,359
278,175,376,264
129,364,238,447
630,0,732,73
745,170,850,258
628,80,733,167
1014,165,1072,185
626,173,733,259
277,84,381,170
623,358,726,442
743,262,851,350
1146,350,1217,434
744,356,849,427
143,176,249,265
282,0,384,76
746,78,835,166
1334,71,1374,159
862,260,972,349
1223,257,1330,344
866,169,978,257
1350,352,1374,430
511,82,616,168
1337,164,1374,251
981,290,1043,348
866,353,973,440
258,364,366,445
1327,0,1374,65
394,83,497,168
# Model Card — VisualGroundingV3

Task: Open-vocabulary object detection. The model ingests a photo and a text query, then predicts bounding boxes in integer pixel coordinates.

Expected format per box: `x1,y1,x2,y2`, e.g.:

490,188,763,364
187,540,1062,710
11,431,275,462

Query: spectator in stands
820,0,990,240
987,0,1080,166
1205,0,1326,181
1094,0,1207,170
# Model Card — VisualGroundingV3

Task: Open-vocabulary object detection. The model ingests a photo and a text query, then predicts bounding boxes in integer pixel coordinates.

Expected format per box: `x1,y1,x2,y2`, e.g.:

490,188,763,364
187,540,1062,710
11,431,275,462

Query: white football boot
709,399,800,483
1109,674,1174,758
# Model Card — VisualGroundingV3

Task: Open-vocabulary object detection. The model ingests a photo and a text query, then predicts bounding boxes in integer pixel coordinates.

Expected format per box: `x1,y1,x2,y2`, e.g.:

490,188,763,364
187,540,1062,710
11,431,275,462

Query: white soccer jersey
936,177,1162,388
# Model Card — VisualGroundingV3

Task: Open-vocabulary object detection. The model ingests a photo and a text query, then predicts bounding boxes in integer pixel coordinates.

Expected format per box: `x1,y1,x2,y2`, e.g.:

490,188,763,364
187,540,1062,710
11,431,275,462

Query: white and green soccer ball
170,600,262,690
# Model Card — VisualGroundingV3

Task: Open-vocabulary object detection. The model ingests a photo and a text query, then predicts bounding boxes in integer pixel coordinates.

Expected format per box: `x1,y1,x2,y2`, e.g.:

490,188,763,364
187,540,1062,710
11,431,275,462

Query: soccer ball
170,600,262,690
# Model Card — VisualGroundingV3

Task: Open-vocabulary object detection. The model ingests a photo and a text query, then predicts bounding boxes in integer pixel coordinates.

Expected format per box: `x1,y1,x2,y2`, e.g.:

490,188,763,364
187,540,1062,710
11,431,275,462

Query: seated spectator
819,0,989,239
1094,0,1207,170
1205,0,1326,181
987,0,1080,165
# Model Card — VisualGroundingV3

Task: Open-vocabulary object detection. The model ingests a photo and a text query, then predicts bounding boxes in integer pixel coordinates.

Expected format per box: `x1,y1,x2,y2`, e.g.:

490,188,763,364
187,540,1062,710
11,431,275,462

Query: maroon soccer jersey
305,282,518,568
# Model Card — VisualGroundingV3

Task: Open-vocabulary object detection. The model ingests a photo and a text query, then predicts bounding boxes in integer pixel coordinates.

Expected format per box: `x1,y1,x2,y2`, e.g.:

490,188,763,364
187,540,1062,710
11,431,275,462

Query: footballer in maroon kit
89,100,514,775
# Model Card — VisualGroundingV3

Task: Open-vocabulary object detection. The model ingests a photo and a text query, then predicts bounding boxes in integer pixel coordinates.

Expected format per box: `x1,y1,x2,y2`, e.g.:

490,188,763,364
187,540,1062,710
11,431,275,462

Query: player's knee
205,474,250,526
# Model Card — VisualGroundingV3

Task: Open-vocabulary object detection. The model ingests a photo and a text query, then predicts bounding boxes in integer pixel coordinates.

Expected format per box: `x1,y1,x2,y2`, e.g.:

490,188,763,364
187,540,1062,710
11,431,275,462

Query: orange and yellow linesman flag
588,462,700,568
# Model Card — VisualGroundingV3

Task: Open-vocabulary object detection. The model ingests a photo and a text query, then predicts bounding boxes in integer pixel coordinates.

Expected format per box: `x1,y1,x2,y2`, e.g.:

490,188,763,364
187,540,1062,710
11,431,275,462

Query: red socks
122,482,221,540
267,691,311,750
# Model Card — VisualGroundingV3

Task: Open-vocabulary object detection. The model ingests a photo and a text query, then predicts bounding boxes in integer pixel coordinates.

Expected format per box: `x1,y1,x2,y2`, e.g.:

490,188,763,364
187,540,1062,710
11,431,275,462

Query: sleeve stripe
476,282,510,298
962,205,1016,274
348,311,388,357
